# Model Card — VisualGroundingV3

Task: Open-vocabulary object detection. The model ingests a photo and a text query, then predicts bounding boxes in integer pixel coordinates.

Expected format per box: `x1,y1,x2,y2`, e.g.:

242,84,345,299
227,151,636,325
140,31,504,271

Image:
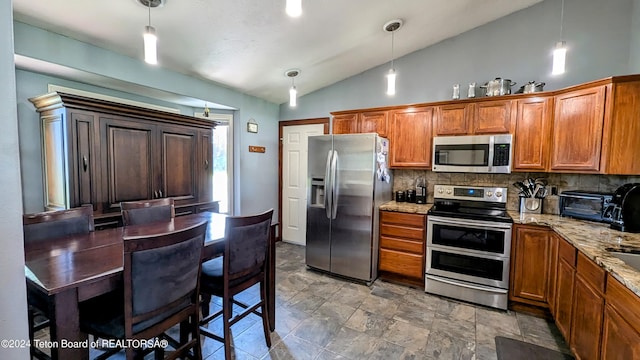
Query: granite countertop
379,201,432,214
379,200,640,297
509,211,640,297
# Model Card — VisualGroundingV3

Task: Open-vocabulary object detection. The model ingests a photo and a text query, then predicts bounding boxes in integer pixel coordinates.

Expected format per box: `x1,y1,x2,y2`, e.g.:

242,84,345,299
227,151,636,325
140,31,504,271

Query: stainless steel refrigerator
306,133,392,283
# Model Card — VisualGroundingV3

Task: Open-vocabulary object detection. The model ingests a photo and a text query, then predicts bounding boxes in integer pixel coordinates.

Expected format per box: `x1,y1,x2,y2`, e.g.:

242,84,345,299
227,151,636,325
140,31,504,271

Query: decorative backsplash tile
393,170,640,214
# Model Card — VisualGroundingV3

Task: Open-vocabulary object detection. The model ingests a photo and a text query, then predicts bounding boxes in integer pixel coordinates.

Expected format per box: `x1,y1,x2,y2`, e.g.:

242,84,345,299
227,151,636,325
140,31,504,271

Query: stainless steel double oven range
425,185,513,310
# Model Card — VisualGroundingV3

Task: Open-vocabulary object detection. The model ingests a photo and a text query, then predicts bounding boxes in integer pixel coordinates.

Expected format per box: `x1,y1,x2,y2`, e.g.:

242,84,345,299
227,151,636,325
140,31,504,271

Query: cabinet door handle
154,190,158,198
205,160,209,169
82,156,88,172
159,189,163,197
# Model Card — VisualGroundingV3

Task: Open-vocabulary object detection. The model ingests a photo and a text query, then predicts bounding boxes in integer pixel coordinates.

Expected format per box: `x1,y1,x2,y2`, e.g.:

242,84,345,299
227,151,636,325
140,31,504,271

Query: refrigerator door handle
330,150,339,219
324,150,333,219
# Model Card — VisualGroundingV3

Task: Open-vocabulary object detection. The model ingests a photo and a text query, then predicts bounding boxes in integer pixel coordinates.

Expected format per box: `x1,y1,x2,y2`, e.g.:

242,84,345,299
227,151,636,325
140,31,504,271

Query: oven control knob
487,191,493,197
495,191,503,198
437,188,444,194
446,189,452,194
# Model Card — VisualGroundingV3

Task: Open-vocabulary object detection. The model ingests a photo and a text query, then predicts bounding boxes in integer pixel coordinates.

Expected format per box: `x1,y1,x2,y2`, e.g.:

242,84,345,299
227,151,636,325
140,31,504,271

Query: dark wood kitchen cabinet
554,236,577,341
30,91,217,226
330,110,388,137
388,106,433,168
379,211,426,286
512,97,553,171
570,252,606,360
509,225,551,308
99,118,199,212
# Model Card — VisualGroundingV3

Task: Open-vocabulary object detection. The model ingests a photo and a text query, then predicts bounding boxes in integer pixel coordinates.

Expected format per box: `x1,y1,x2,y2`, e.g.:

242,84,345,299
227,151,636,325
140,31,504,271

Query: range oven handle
428,216,513,230
426,274,508,294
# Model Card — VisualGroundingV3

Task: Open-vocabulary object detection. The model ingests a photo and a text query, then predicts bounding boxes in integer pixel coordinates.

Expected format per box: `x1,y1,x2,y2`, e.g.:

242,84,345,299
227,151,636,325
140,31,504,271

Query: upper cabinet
330,75,640,175
331,110,388,137
550,77,640,174
388,107,433,168
551,86,606,172
513,97,553,171
433,100,512,136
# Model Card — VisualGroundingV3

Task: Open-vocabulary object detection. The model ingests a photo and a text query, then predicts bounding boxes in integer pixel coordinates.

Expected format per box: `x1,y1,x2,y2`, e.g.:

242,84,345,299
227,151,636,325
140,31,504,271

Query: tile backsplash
393,170,640,214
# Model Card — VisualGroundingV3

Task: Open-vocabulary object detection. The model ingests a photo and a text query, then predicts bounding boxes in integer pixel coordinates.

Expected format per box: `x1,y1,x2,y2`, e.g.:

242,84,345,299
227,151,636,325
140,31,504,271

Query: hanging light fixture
285,69,300,107
286,0,302,17
552,0,566,75
140,0,161,65
383,19,403,96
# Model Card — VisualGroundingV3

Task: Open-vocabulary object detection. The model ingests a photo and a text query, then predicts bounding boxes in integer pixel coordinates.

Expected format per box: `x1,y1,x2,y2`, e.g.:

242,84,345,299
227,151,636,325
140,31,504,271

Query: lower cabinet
378,211,426,286
554,237,577,341
510,225,552,307
509,225,640,359
570,253,606,360
602,275,640,359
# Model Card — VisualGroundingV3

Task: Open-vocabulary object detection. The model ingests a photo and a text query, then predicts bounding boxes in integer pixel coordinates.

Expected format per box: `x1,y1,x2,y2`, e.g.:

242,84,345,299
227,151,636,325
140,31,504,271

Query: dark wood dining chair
120,198,175,226
79,220,208,360
22,205,95,360
199,209,274,360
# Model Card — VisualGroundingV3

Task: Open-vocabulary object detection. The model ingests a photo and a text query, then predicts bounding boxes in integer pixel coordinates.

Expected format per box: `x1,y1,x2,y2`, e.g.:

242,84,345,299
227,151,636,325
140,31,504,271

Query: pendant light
141,0,159,65
286,69,300,107
286,0,302,17
552,0,566,75
383,19,403,96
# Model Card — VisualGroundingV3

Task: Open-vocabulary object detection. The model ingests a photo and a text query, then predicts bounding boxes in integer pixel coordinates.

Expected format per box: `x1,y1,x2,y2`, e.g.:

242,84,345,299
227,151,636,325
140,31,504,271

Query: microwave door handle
426,275,508,294
487,135,495,170
324,150,333,219
561,194,604,200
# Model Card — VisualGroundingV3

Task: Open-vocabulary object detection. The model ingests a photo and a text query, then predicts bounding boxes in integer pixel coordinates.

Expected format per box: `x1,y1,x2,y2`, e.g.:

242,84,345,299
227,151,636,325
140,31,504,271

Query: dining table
24,212,277,360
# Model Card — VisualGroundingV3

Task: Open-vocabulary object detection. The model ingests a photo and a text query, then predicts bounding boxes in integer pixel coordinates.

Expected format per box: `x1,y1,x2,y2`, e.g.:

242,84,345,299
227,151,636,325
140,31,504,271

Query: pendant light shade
386,69,396,96
286,0,302,17
552,41,566,75
383,19,403,96
141,0,160,65
552,0,566,75
285,69,300,107
144,25,157,65
289,86,297,107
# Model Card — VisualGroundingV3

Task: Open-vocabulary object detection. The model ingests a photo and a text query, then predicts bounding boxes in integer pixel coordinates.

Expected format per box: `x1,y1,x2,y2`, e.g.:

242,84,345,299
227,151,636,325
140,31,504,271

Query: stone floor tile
343,308,395,337
430,314,476,341
314,301,357,325
285,291,326,314
261,334,323,360
359,293,399,318
313,349,350,360
232,321,283,359
291,315,341,348
423,331,475,360
327,282,370,308
325,326,379,359
382,320,431,352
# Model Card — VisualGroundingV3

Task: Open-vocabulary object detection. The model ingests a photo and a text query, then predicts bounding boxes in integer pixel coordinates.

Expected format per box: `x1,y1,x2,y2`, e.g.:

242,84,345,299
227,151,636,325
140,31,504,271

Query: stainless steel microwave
432,134,512,173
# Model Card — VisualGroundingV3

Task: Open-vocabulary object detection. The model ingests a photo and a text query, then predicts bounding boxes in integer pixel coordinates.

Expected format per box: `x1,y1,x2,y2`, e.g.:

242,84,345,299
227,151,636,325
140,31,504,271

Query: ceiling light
286,0,302,17
285,69,300,107
552,0,566,75
383,19,403,96
140,0,162,65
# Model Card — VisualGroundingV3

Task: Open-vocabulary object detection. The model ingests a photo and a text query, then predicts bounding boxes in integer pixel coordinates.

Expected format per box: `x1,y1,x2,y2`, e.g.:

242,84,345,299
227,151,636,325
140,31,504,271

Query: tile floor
35,241,571,359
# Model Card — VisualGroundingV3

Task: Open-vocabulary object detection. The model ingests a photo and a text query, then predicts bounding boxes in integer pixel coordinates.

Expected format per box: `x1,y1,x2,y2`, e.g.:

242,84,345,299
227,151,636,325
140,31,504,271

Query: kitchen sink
609,251,640,272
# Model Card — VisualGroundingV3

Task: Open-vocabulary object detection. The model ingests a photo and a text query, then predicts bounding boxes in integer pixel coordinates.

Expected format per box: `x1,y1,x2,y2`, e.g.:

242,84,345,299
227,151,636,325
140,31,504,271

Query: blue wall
280,0,635,120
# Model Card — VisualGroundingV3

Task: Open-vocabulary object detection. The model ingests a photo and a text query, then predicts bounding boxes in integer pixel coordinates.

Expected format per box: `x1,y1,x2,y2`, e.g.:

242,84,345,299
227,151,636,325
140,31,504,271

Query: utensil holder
519,197,542,214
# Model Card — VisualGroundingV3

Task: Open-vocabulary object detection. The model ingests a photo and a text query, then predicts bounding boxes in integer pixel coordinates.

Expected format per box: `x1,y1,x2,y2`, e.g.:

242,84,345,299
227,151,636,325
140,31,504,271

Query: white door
282,124,324,245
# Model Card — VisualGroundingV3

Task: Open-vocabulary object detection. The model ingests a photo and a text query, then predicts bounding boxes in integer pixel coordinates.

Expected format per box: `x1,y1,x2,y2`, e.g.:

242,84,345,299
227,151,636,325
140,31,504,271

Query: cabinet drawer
381,211,425,227
379,248,423,279
380,236,423,254
380,224,424,240
577,252,606,293
558,237,576,266
606,275,640,333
